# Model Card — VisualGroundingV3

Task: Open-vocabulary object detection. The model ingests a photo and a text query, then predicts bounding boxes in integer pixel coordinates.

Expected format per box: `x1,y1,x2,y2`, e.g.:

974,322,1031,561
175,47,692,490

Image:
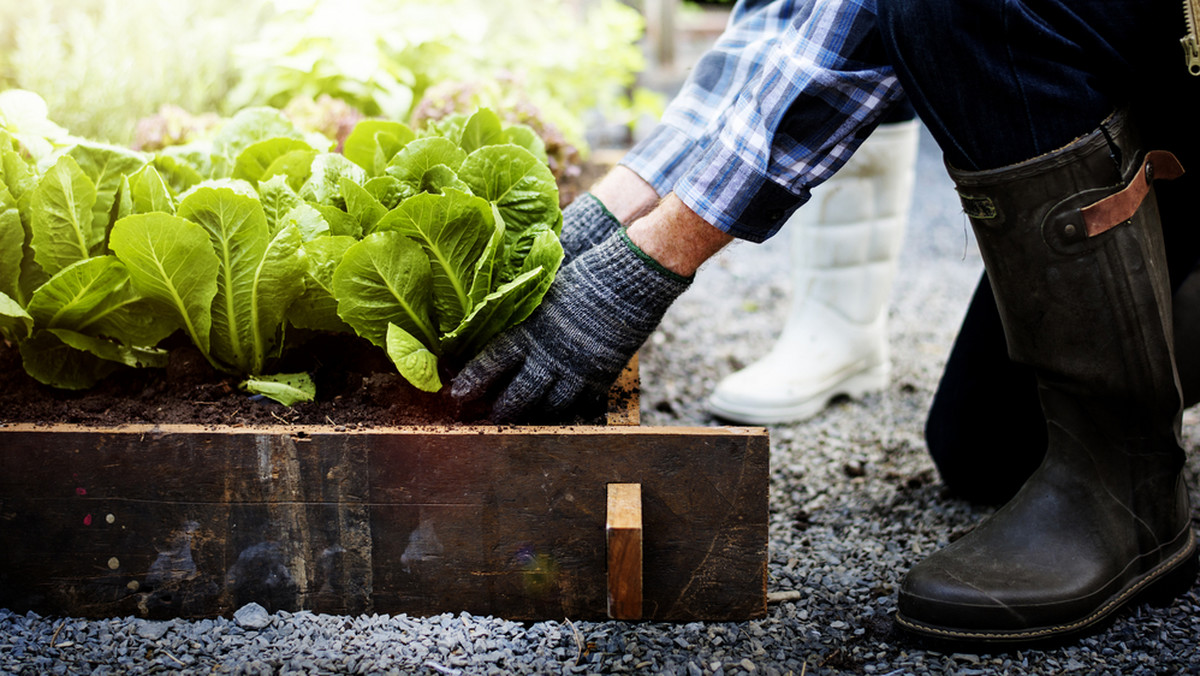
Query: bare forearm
625,193,733,277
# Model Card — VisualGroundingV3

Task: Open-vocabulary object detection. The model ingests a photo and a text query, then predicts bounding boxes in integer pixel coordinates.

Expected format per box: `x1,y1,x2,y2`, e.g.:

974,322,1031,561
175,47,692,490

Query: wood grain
0,424,768,621
606,483,642,620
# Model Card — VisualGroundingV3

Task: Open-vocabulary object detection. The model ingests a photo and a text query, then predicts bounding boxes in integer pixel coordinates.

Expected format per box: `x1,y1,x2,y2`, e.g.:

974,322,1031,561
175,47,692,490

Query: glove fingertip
450,337,525,402
490,365,553,424
451,365,498,403
449,374,483,403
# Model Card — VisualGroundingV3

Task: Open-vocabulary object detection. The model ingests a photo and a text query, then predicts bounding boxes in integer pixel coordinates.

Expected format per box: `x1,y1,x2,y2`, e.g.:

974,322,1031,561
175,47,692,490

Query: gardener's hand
451,229,691,423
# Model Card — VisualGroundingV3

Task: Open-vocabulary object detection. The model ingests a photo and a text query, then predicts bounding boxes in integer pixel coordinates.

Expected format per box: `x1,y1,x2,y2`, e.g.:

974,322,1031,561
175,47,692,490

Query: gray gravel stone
134,620,170,640
234,602,272,630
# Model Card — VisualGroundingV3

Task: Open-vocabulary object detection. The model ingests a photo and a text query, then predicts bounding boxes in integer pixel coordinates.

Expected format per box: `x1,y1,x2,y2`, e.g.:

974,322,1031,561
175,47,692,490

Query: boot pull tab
1080,151,1185,237
1099,123,1123,176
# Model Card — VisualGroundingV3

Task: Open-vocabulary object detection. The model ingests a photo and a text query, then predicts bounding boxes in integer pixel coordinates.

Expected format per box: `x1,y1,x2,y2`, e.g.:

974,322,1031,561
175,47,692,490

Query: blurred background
0,0,735,197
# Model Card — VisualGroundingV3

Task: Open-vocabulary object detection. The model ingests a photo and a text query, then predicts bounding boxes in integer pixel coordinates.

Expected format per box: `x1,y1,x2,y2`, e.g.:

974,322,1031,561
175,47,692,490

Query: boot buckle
1080,150,1185,237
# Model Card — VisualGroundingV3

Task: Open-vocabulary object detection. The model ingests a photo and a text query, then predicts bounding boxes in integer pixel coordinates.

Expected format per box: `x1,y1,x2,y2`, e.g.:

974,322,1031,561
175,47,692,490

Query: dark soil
0,331,624,428
0,332,465,428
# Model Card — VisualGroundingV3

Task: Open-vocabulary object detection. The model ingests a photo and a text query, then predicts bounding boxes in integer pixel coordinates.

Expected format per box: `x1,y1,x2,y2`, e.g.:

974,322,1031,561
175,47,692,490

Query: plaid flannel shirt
621,0,905,242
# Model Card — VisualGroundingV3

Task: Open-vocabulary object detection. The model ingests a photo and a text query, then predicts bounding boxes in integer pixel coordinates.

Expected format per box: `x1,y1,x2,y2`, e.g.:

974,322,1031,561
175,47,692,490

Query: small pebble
234,603,272,630
135,621,169,641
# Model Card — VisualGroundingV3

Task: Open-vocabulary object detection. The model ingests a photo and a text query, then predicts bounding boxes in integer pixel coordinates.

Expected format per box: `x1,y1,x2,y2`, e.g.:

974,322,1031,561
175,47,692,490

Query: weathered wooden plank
607,483,643,620
0,424,768,621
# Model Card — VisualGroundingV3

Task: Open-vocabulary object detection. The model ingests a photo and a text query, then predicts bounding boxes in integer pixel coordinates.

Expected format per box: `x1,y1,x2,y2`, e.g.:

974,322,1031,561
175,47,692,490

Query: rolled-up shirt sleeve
674,0,905,242
621,0,815,197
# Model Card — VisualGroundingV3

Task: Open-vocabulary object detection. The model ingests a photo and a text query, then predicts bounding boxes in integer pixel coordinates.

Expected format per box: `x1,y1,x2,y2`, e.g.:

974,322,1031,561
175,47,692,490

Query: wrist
590,165,659,223
625,194,733,277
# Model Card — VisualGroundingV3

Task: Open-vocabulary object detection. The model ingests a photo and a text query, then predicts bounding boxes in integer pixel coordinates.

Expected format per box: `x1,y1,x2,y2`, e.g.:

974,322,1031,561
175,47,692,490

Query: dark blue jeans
876,0,1191,170
875,0,1200,502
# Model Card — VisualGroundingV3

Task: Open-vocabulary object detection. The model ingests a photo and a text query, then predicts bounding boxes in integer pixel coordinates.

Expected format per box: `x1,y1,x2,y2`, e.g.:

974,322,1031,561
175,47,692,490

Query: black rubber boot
896,109,1198,648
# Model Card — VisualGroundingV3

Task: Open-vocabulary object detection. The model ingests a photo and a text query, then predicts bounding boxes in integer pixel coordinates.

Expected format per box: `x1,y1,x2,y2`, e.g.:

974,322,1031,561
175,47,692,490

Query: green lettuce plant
283,108,563,392
1,94,562,402
0,133,178,389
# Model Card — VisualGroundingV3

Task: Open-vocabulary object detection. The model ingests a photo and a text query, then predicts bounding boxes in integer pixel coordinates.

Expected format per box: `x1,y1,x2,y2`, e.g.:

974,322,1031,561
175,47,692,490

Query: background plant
1,0,660,154
0,0,266,144
227,0,660,153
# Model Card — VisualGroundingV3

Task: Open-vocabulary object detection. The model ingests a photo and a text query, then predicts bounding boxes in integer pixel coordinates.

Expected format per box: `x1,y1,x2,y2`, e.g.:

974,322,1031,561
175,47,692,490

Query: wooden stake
607,483,643,620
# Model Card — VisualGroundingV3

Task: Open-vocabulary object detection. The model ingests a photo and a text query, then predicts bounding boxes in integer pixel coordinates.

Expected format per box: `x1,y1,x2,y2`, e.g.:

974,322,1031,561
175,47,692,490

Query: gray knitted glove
559,193,623,264
451,229,691,423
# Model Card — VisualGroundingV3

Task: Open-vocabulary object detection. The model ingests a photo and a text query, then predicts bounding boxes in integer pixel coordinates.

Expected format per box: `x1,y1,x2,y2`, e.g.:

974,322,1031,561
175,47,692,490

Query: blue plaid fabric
622,0,904,243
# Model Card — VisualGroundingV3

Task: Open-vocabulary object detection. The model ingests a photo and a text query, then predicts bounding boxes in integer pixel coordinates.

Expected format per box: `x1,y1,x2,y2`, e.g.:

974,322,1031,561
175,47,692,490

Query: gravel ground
3,125,1199,674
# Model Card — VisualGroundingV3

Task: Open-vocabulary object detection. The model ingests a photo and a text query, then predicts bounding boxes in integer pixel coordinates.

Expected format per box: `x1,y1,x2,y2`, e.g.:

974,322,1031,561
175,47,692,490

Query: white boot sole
707,363,889,425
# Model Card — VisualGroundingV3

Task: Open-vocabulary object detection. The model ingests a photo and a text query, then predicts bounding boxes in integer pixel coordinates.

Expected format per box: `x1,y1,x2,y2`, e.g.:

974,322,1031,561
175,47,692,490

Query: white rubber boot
708,119,920,424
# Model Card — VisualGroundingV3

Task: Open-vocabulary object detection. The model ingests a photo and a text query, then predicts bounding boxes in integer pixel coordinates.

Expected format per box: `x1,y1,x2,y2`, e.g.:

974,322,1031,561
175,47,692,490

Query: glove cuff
559,193,623,263
618,229,693,285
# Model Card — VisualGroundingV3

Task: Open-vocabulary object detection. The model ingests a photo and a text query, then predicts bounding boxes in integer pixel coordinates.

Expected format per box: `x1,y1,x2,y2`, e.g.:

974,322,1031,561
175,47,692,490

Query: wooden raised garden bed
0,361,769,622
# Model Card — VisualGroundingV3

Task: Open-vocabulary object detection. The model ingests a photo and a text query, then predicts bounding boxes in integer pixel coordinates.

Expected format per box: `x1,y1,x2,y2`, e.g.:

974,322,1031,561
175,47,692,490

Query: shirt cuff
619,123,708,198
673,139,808,244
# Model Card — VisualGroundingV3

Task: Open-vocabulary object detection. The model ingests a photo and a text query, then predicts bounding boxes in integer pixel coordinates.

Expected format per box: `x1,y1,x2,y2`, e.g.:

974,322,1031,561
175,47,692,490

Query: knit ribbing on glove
558,193,623,265
451,229,691,423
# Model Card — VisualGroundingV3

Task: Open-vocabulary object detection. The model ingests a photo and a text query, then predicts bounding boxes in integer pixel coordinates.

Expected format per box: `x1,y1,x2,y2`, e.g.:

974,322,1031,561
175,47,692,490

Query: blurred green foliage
0,0,265,144
0,0,661,152
228,0,661,152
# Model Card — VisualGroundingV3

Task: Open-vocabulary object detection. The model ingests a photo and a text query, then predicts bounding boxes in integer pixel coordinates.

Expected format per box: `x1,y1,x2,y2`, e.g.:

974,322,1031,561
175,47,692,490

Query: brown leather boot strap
1082,150,1185,236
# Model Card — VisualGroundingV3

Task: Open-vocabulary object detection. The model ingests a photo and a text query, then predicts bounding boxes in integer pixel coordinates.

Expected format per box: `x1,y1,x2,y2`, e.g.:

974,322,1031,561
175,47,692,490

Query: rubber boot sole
895,529,1199,652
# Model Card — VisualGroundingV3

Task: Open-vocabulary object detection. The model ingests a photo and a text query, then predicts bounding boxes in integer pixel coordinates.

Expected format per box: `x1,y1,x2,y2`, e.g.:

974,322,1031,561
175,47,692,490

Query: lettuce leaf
67,142,148,234
290,235,355,333
234,137,315,185
257,174,303,233
458,143,560,252
177,187,305,374
339,176,387,235
47,328,169,369
212,107,307,164
385,136,468,194
108,211,219,357
280,202,332,242
300,153,367,207
332,231,438,350
26,255,175,346
343,120,415,176
240,372,317,406
459,108,505,154
0,183,25,304
386,322,442,393
0,291,33,342
374,189,495,333
127,164,176,216
30,155,98,276
19,329,120,390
